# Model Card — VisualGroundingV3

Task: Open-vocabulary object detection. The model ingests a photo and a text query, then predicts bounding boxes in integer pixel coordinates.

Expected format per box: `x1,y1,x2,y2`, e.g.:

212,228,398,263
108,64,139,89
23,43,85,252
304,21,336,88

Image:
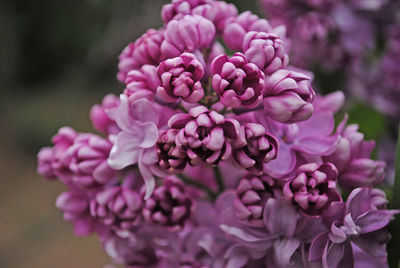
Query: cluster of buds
36,1,398,267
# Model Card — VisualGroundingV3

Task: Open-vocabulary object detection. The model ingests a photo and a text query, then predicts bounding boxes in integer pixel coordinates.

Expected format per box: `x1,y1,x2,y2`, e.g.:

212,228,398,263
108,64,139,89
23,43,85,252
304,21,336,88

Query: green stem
213,166,225,193
178,103,188,113
177,173,216,200
388,123,400,268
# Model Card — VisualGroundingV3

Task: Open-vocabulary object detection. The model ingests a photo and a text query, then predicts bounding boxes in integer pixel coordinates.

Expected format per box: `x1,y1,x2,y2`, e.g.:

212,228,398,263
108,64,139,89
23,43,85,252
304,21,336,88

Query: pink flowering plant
37,0,400,267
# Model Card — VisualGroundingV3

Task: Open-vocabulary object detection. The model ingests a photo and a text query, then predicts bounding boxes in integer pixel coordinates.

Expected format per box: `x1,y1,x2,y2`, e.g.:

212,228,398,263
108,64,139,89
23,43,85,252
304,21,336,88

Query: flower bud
157,53,205,103
212,53,265,108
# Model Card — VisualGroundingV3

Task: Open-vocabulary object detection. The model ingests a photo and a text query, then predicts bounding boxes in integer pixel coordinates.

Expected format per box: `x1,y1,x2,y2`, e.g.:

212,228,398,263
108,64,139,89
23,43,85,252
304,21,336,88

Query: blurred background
0,0,259,267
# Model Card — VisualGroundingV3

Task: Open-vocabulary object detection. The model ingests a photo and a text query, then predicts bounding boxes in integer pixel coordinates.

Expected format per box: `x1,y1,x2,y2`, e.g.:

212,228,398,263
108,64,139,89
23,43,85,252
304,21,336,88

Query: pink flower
256,102,339,178
234,175,280,225
309,187,398,267
90,94,120,136
161,15,216,59
56,189,98,236
211,0,238,32
68,133,116,190
211,53,265,108
34,1,396,266
161,0,238,33
37,147,57,180
124,65,160,99
107,94,160,199
157,52,205,103
221,197,323,267
142,177,193,230
50,127,78,184
90,185,142,235
243,31,289,74
223,11,272,51
283,163,341,216
231,123,278,175
295,12,335,43
117,28,164,83
262,69,315,123
303,0,336,10
168,105,239,166
156,128,189,173
161,0,214,23
100,229,158,266
324,116,386,190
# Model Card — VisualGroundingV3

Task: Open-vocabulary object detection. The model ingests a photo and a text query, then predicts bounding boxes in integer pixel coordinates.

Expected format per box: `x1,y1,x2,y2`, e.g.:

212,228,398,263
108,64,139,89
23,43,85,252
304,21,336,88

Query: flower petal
108,132,142,169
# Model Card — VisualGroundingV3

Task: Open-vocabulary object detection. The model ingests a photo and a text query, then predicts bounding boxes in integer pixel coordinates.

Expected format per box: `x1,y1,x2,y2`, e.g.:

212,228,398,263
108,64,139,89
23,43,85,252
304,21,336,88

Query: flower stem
177,173,216,200
213,166,225,193
178,103,188,113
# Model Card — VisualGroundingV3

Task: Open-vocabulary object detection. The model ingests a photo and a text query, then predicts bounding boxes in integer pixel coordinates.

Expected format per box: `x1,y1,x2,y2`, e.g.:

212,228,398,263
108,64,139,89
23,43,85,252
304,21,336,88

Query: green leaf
346,102,387,141
388,124,400,267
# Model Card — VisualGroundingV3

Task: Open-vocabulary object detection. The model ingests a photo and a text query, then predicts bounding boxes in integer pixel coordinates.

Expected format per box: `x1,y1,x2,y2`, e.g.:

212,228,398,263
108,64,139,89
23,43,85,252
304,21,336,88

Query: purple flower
56,189,98,236
142,177,193,230
370,188,389,210
296,12,335,43
231,123,278,175
381,49,400,92
283,163,341,216
387,23,400,54
161,0,214,23
68,133,116,190
332,4,375,56
221,197,326,267
161,15,216,59
303,0,336,10
262,69,315,123
124,65,160,99
263,0,336,11
349,0,389,11
256,99,339,178
289,12,337,67
107,94,160,199
90,185,142,235
314,90,345,114
211,0,239,32
35,1,397,266
157,52,205,103
223,11,272,51
260,0,289,18
161,0,238,33
90,94,120,136
353,244,389,268
260,0,376,71
168,105,239,166
37,147,57,180
101,230,158,267
309,187,398,267
234,175,280,225
222,197,324,267
211,53,265,109
242,31,289,75
117,28,164,82
49,127,79,184
370,26,400,117
156,128,189,173
324,116,386,190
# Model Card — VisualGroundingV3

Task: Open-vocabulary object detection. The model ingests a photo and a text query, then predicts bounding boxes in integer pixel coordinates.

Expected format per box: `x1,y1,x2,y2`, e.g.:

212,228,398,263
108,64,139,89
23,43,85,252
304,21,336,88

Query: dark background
0,0,258,267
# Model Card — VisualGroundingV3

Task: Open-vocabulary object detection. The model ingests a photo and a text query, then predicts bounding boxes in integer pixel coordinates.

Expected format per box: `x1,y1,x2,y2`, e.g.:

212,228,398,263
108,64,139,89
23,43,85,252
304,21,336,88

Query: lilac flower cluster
350,20,400,120
260,0,400,120
260,0,384,71
37,1,398,267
